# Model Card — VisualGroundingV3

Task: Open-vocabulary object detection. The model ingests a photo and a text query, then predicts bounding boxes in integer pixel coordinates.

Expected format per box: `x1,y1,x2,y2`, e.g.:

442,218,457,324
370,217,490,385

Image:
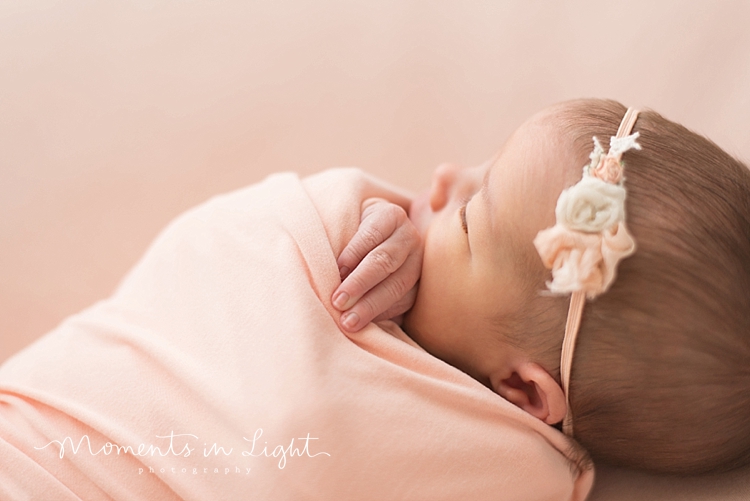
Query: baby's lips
408,188,432,239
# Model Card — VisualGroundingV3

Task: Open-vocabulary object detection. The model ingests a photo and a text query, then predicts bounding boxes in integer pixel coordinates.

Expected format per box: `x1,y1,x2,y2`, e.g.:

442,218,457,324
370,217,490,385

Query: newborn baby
0,112,593,499
3,98,747,500
333,98,750,475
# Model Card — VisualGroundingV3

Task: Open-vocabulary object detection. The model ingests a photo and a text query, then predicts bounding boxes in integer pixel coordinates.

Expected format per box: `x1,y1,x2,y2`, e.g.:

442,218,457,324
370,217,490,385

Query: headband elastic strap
561,107,640,436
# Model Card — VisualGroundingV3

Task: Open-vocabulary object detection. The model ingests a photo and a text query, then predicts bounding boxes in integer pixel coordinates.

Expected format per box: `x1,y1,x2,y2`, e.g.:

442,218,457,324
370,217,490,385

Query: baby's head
403,98,750,474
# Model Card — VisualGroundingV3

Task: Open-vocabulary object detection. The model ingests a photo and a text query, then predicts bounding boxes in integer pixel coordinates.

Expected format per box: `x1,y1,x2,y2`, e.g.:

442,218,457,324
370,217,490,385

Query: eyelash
459,202,469,234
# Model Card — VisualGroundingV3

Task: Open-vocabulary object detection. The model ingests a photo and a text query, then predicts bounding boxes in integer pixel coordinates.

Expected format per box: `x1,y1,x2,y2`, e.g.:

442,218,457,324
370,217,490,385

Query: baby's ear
491,362,567,425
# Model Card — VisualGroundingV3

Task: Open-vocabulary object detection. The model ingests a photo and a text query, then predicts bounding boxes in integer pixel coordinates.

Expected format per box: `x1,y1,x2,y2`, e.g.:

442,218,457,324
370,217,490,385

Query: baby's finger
372,283,419,324
336,203,405,280
339,250,421,332
333,233,411,312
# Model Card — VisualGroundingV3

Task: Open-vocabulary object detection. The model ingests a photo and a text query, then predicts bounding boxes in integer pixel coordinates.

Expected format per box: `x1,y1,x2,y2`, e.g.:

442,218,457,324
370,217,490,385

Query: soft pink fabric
0,168,593,500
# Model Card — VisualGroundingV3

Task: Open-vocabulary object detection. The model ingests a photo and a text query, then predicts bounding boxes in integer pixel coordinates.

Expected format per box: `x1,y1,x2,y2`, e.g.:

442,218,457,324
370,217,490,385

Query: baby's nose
429,163,462,212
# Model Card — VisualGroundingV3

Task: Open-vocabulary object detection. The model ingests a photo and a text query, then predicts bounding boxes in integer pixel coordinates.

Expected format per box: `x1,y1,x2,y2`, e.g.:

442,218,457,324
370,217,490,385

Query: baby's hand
332,197,423,332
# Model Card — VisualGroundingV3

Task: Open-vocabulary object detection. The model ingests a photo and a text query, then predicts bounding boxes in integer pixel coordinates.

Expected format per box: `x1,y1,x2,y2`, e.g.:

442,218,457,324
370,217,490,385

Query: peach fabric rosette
533,133,640,299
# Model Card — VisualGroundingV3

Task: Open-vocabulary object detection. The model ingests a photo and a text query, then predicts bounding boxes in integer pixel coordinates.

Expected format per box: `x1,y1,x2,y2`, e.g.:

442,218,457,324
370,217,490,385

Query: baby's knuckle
358,297,378,319
361,201,382,219
348,273,370,295
385,203,407,221
369,248,399,273
360,226,385,250
386,276,409,297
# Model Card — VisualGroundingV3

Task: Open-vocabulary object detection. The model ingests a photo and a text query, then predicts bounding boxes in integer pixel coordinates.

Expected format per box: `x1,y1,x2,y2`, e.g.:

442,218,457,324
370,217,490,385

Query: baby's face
403,106,583,386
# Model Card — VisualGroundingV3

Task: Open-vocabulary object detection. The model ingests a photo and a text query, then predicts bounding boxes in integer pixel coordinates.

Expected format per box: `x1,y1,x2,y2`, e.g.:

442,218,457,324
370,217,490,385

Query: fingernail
333,291,349,310
339,266,350,280
341,312,359,330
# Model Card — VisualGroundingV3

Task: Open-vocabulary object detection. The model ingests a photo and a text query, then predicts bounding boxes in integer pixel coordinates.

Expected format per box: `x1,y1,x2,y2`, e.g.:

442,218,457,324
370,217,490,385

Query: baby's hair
513,99,750,474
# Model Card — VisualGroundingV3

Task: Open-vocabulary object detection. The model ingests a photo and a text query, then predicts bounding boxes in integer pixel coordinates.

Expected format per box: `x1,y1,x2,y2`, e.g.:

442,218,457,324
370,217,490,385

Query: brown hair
517,99,750,474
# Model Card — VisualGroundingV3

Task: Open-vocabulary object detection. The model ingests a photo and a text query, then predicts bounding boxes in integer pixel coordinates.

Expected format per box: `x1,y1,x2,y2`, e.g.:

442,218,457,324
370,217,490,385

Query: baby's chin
408,188,432,239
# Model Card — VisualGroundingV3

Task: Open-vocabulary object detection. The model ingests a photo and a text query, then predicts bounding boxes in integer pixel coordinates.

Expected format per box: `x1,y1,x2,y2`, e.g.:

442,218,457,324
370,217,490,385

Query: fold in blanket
0,168,594,500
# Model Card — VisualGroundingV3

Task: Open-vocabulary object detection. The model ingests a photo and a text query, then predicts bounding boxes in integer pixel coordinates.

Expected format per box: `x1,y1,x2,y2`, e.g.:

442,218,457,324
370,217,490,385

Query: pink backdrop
2,2,749,498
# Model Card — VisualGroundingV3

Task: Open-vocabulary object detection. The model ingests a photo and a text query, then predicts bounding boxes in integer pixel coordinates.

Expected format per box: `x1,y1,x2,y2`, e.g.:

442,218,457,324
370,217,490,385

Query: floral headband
533,108,640,435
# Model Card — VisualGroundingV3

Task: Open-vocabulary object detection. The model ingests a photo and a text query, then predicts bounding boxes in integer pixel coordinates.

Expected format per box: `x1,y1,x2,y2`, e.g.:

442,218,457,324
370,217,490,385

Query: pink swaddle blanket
0,168,593,500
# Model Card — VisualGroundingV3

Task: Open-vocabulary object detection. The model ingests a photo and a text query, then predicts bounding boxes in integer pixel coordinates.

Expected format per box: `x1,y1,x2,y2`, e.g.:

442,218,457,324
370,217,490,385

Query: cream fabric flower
554,177,626,233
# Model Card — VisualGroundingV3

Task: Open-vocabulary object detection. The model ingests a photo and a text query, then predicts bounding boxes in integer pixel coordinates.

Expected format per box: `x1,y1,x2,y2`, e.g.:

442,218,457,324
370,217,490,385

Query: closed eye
459,204,469,234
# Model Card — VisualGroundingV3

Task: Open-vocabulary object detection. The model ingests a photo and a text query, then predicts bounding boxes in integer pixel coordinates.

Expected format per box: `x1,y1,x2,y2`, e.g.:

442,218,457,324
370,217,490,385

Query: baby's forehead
480,110,584,263
504,111,571,158
490,117,575,185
